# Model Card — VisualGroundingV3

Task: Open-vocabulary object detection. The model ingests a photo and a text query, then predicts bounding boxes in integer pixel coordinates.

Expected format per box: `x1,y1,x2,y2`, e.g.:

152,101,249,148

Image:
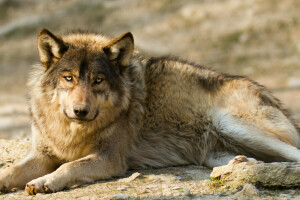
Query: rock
117,186,128,191
111,193,134,200
183,189,191,197
232,184,259,200
146,184,158,189
147,174,176,181
210,162,300,188
118,172,141,183
171,186,181,190
279,194,291,199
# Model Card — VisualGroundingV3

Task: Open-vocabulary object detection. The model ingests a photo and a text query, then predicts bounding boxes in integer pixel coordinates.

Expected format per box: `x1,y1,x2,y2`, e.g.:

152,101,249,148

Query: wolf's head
34,29,134,124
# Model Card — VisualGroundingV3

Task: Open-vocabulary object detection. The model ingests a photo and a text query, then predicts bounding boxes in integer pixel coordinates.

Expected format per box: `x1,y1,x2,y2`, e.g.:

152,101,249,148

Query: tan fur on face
63,33,111,51
62,83,98,121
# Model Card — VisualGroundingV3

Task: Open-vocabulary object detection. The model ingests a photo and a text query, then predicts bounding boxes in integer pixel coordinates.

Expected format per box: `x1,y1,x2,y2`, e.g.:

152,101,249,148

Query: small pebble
117,186,128,191
171,186,181,190
111,193,134,199
232,184,259,199
184,189,191,196
146,184,157,189
174,176,182,180
279,194,291,198
119,172,141,183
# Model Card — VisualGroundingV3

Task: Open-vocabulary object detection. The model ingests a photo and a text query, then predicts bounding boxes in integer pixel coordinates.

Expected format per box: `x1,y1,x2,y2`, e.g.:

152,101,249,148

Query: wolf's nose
73,104,90,118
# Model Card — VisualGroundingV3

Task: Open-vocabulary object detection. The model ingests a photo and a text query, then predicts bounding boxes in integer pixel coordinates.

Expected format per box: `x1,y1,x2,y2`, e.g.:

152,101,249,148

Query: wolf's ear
37,29,68,69
103,32,134,69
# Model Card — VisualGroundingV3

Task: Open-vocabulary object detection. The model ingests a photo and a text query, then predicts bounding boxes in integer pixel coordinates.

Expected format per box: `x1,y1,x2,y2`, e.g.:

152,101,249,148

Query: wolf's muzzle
73,104,90,118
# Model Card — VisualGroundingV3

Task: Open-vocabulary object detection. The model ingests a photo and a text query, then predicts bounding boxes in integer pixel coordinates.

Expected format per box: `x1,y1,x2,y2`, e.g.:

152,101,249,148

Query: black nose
73,104,90,118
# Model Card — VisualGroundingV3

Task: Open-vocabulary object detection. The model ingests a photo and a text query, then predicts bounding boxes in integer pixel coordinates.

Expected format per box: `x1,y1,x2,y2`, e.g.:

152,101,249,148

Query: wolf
0,29,299,195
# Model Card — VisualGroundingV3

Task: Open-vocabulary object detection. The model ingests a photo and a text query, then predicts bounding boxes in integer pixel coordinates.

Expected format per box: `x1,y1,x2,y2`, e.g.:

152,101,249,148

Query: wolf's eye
95,78,103,84
64,76,73,81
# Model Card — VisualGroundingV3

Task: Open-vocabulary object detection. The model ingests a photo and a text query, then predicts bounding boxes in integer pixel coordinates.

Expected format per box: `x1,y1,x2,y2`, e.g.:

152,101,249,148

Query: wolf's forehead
62,33,111,51
58,48,112,77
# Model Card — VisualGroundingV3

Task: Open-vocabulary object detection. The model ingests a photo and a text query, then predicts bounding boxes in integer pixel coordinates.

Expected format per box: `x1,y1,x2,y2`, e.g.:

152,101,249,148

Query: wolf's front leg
0,153,57,193
25,153,127,194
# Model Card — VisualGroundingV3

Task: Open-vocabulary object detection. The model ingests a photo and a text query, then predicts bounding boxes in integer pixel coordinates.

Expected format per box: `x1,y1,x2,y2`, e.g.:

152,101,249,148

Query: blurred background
0,0,300,139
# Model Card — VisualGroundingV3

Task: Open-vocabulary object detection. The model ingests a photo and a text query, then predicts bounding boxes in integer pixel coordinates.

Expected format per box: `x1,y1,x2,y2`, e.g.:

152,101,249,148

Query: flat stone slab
211,161,300,189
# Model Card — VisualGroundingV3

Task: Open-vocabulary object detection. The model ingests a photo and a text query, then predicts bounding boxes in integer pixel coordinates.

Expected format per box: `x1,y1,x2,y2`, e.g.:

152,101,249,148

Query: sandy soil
0,139,300,199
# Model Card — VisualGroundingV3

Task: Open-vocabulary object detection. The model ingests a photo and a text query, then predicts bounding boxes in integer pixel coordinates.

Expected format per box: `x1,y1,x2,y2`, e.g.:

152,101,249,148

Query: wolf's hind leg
213,109,300,162
204,151,256,168
227,155,257,165
203,151,236,168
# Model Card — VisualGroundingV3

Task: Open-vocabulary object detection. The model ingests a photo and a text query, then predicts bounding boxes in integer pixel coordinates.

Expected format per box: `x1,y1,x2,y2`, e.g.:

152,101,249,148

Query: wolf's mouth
63,110,99,123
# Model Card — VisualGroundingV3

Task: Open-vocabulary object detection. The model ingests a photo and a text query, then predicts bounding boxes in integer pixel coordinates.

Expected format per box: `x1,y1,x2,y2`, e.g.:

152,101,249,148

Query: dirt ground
0,139,300,200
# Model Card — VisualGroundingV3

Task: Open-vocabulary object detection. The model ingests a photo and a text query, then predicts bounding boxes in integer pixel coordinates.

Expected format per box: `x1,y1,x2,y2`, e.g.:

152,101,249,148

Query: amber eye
95,78,103,84
64,76,73,81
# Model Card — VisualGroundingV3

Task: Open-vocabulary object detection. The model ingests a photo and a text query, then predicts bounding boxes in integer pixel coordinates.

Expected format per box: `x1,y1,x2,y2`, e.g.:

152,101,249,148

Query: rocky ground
1,139,300,200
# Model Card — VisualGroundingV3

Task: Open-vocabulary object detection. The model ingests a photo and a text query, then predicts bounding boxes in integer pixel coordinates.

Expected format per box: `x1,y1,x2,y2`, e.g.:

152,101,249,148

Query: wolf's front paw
25,175,59,195
26,178,47,195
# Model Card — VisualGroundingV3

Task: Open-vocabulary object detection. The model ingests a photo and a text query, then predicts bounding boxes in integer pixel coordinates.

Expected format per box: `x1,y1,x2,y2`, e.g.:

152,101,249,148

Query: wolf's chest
52,142,92,161
43,126,95,161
